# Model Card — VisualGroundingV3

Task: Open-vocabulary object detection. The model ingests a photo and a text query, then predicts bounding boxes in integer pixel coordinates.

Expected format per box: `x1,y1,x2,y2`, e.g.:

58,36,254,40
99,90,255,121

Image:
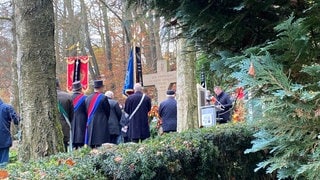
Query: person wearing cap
105,91,122,144
85,80,110,148
71,81,87,149
159,90,177,133
124,83,151,143
56,79,74,152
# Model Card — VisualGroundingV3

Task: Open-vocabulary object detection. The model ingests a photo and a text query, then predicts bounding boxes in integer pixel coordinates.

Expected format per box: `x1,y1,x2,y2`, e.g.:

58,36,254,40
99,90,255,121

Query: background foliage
129,0,320,179
1,0,320,178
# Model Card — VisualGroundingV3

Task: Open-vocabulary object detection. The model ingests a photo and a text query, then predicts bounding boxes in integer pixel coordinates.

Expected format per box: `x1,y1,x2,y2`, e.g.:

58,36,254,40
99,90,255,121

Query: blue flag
123,49,134,96
123,47,143,96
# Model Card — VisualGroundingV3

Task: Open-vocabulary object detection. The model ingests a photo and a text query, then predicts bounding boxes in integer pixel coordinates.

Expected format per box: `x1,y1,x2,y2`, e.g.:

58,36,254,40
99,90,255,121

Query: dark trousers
110,134,119,144
0,147,9,167
116,134,130,144
64,141,69,152
123,136,130,143
90,144,101,149
73,143,84,149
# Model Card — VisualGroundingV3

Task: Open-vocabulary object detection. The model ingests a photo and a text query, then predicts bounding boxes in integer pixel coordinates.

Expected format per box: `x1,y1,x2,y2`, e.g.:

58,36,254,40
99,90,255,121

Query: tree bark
14,0,64,161
10,7,20,136
176,38,199,132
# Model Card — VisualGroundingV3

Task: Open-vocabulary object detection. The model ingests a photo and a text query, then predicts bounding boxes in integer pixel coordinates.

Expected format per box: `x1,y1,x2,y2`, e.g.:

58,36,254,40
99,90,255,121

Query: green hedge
6,123,275,179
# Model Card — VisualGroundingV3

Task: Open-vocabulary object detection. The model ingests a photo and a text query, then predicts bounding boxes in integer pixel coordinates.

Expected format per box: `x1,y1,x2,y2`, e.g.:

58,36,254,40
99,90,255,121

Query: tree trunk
176,38,198,132
101,4,112,71
14,0,64,161
80,0,100,80
147,14,162,72
153,15,162,64
10,8,20,136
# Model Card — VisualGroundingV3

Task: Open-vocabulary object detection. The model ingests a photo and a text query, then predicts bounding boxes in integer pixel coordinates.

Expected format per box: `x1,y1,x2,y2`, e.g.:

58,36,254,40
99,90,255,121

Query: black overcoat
159,97,177,132
124,91,151,140
107,97,122,136
57,90,74,143
85,92,110,146
71,93,87,144
215,91,233,123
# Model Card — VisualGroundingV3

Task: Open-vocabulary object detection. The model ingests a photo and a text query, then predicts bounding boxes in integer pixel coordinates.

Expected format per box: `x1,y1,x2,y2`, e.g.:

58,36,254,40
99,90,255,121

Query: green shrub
6,123,274,179
94,123,273,179
9,149,18,164
7,147,104,179
95,130,218,180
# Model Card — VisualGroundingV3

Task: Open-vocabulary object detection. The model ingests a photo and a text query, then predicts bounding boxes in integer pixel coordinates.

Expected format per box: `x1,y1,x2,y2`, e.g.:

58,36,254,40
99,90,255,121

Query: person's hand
121,126,128,133
216,105,224,111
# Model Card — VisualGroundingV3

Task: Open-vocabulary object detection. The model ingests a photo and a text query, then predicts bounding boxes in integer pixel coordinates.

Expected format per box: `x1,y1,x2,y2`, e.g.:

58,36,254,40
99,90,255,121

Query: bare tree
14,0,64,161
100,3,112,71
138,11,162,72
0,2,14,102
80,0,100,80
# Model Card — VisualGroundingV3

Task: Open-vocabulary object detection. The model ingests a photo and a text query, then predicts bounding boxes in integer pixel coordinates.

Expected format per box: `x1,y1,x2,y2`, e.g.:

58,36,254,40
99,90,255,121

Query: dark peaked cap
72,81,82,91
166,90,175,95
93,80,104,88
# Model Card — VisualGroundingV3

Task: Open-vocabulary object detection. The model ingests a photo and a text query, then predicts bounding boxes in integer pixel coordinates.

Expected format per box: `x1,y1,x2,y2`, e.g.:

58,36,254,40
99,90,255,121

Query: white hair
105,91,114,98
134,83,143,92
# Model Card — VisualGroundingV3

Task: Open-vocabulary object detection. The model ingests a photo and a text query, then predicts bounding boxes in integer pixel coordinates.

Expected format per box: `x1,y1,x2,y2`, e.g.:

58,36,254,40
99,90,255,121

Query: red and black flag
67,56,89,91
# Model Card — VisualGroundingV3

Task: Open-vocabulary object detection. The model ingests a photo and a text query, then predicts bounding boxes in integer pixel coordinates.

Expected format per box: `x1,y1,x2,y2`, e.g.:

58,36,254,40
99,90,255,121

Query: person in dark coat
71,81,87,149
57,79,74,152
105,91,122,144
159,90,177,133
0,98,19,168
85,80,110,148
213,86,233,123
119,109,130,143
124,83,151,143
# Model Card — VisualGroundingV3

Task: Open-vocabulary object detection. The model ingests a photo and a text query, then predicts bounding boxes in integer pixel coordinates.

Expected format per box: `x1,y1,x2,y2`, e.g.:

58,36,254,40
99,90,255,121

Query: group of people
1,79,230,167
57,79,178,151
57,79,121,150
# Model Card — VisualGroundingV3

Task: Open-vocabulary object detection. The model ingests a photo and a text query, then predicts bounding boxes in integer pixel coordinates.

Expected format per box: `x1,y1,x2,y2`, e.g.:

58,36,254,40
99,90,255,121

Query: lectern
200,105,224,127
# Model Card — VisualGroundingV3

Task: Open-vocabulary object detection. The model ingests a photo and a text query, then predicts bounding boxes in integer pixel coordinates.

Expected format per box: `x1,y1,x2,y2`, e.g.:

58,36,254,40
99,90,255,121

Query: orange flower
0,170,9,179
248,62,255,77
232,100,246,123
58,158,76,166
148,105,160,119
65,158,76,166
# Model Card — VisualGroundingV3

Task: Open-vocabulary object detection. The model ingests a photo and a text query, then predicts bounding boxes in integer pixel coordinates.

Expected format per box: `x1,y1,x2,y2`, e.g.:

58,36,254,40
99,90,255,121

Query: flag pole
133,35,137,85
132,11,139,86
74,42,80,83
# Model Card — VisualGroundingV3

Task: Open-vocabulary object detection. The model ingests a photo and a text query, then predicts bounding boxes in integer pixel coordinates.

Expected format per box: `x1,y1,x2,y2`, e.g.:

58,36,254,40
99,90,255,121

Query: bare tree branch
0,16,11,21
98,0,131,43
